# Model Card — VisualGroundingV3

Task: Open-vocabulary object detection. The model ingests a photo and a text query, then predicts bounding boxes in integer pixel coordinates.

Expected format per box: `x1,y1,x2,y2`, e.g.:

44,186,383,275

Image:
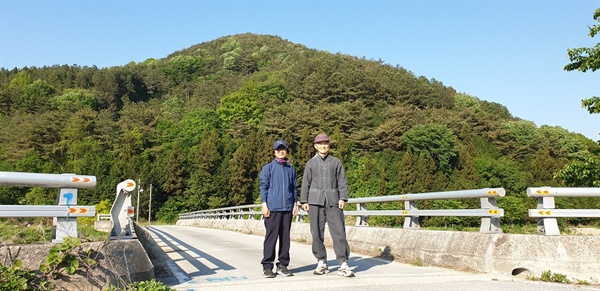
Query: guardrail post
480,197,502,233
527,187,600,235
535,196,560,236
403,201,420,229
355,203,368,226
53,181,78,243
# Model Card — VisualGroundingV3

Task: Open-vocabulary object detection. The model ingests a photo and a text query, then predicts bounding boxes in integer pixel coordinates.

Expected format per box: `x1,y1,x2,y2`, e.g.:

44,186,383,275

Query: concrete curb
177,218,600,284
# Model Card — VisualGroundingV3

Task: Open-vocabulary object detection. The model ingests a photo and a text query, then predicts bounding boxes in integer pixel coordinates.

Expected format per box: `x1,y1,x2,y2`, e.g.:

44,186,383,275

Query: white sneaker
337,261,355,277
313,260,329,275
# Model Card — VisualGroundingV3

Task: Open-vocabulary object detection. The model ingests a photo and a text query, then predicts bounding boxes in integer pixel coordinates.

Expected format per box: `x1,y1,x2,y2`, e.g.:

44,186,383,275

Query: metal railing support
527,187,600,235
110,179,136,239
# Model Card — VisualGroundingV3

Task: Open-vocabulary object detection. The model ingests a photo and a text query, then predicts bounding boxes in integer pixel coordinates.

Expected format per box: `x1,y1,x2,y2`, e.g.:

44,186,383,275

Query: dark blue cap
273,140,288,150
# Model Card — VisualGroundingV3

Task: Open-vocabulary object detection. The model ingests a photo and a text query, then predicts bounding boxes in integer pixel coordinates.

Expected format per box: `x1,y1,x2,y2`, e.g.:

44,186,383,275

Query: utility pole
148,184,152,224
136,179,142,223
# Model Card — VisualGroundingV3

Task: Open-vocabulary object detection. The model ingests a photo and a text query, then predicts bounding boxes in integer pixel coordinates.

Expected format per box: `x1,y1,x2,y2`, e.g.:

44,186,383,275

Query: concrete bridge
135,220,600,291
1,221,598,290
0,172,597,290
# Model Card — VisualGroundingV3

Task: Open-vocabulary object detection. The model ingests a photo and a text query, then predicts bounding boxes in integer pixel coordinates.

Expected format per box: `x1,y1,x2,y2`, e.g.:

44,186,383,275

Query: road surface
144,225,598,291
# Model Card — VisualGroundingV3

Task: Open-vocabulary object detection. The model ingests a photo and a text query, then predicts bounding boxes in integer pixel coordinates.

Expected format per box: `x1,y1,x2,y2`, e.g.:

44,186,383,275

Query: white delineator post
110,179,136,239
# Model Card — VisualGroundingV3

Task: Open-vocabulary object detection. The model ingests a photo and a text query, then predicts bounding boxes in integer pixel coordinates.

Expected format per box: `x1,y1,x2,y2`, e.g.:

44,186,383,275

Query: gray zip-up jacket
300,154,348,207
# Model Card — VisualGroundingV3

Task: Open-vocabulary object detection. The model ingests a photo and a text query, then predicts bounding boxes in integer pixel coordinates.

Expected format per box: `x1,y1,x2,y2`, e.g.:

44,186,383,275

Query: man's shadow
290,246,394,274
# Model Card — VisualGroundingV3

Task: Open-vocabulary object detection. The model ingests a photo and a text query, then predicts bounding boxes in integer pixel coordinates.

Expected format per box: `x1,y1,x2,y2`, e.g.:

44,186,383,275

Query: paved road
145,225,599,291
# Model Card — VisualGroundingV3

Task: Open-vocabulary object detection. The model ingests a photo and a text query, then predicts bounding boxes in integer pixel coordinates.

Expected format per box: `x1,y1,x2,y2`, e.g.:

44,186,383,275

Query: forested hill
0,33,598,225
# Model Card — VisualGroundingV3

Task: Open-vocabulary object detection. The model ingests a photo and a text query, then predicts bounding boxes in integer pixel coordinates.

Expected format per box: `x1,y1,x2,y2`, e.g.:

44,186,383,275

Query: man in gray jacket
300,133,354,277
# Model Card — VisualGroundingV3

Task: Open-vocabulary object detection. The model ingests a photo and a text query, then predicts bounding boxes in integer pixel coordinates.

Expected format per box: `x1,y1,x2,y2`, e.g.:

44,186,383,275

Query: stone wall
0,239,154,290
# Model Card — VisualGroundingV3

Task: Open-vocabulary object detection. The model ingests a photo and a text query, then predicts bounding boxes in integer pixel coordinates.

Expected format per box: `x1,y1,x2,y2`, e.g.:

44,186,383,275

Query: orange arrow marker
127,182,135,187
72,177,80,182
83,178,91,182
69,208,89,213
127,209,134,214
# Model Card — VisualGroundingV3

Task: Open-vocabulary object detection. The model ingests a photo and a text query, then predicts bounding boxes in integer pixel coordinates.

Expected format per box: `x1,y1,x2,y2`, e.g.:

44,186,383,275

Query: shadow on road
145,226,235,278
289,252,393,274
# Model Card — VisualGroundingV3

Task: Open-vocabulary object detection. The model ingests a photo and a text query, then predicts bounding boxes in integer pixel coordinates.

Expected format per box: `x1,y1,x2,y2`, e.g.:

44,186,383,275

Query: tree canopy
0,32,598,227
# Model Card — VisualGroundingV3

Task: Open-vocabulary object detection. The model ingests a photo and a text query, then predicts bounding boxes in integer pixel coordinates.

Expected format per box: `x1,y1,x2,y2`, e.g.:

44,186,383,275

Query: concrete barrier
177,218,600,284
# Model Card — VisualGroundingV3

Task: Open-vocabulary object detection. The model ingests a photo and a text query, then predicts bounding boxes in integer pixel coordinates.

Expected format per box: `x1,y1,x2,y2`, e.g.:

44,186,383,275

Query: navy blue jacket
260,159,298,212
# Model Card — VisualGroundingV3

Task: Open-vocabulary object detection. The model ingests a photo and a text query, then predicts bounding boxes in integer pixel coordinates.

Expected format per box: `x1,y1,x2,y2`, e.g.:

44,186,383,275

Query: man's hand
338,199,346,209
262,202,270,218
302,203,309,212
292,204,298,217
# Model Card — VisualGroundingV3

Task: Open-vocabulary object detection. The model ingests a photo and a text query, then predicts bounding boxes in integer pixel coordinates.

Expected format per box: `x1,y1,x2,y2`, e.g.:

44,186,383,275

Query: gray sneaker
313,260,329,275
263,268,275,278
337,261,355,277
276,263,293,276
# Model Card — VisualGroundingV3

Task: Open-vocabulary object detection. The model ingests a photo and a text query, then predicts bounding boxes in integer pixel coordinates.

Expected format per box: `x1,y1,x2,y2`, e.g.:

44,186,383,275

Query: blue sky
1,0,599,141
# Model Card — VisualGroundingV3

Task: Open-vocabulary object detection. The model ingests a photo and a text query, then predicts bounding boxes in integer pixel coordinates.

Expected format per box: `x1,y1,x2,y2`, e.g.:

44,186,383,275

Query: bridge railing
527,187,600,236
0,171,97,243
178,204,262,220
179,187,506,233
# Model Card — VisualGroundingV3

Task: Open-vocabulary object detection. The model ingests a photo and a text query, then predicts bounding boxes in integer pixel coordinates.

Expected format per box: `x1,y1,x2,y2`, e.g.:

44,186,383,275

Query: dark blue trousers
261,211,292,270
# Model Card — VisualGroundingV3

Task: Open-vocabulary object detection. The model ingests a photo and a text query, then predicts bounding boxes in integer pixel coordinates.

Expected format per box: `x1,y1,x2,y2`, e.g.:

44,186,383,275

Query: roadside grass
0,218,107,244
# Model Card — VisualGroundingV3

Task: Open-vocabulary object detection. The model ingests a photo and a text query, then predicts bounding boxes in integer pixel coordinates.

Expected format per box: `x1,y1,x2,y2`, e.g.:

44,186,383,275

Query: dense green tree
560,8,600,187
227,142,255,205
398,148,418,194
401,123,457,175
564,8,600,115
162,55,205,85
50,89,98,111
18,79,55,112
554,152,600,187
449,124,478,190
175,107,221,151
186,129,223,209
217,82,265,134
474,156,530,195
160,144,189,198
8,71,31,87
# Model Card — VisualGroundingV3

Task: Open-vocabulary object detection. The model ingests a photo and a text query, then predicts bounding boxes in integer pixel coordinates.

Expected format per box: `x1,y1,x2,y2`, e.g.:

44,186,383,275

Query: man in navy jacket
260,139,298,278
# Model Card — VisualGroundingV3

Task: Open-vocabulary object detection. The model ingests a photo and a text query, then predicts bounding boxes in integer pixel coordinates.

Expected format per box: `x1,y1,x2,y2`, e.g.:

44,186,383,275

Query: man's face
314,142,330,156
274,146,288,159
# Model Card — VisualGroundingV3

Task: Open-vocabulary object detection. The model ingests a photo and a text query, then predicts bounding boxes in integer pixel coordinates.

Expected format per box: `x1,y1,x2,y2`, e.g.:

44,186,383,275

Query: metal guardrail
0,171,97,243
179,188,506,233
527,187,600,235
97,214,111,221
0,205,95,217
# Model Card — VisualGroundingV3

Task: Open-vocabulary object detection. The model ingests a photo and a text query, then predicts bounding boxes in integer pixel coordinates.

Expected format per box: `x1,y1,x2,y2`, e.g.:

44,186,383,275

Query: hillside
0,33,598,226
